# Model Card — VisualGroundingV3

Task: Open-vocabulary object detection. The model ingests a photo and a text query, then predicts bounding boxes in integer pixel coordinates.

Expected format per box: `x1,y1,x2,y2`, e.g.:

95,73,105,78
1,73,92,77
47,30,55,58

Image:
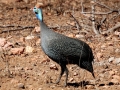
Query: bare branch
91,1,100,34
100,16,106,25
81,0,120,35
95,0,112,10
97,16,106,31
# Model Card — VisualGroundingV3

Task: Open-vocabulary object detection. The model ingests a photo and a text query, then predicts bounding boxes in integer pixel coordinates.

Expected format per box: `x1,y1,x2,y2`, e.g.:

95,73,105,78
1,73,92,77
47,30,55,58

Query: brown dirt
0,0,120,90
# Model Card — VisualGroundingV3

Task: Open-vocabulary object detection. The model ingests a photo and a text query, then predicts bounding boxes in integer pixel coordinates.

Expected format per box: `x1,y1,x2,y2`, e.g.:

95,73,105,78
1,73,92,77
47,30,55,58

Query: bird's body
33,7,95,86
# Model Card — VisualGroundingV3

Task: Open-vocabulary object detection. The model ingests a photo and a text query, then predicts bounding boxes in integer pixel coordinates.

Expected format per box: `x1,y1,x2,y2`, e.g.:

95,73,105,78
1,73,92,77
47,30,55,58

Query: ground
0,0,120,90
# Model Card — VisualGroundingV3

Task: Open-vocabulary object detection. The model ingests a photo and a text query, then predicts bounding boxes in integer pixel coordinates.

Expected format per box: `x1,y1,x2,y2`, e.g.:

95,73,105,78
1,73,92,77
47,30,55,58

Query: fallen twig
81,10,119,15
102,23,120,34
0,25,15,28
0,25,35,33
69,13,81,31
0,25,35,28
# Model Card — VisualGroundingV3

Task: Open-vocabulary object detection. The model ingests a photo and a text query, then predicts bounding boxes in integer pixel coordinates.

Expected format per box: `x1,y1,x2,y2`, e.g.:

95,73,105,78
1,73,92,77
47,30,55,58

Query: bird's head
32,7,43,21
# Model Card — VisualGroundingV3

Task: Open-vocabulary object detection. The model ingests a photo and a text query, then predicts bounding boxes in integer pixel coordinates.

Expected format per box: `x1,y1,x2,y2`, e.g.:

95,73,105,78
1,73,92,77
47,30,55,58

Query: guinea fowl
32,6,95,86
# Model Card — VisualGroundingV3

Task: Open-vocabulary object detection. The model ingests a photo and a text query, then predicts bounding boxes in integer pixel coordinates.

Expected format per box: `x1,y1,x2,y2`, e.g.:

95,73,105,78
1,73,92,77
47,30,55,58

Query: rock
17,83,25,89
68,33,74,38
10,47,24,55
108,57,114,63
75,34,85,39
0,38,7,47
25,46,34,53
114,31,120,36
113,58,120,64
25,35,35,40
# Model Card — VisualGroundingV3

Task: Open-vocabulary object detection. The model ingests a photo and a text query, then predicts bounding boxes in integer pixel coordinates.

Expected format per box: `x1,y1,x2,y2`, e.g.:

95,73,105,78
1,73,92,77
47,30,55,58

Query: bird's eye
34,7,36,9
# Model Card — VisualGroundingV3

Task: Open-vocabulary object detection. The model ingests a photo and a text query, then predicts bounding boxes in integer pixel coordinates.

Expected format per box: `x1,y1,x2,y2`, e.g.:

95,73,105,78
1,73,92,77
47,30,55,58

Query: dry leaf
10,47,24,55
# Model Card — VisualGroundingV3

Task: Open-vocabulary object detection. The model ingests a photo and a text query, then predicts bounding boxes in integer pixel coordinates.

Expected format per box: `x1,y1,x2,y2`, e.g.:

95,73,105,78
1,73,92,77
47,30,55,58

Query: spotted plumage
32,7,95,86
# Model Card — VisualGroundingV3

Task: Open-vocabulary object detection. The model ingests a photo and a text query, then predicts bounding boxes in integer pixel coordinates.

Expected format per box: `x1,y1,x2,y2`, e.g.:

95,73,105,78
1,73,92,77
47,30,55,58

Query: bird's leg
64,66,68,87
55,65,69,87
92,72,95,78
55,65,65,84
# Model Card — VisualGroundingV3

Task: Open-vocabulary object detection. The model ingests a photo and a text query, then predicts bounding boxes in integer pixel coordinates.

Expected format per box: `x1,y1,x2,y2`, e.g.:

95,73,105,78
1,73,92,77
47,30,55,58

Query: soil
0,0,120,90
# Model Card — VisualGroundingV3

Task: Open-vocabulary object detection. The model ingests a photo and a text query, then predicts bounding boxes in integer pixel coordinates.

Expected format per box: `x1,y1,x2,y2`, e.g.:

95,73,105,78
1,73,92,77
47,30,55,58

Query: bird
32,6,95,86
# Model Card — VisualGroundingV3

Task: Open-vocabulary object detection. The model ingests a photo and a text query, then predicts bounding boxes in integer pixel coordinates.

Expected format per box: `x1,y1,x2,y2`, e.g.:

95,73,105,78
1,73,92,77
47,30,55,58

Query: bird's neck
36,9,43,21
39,21,56,38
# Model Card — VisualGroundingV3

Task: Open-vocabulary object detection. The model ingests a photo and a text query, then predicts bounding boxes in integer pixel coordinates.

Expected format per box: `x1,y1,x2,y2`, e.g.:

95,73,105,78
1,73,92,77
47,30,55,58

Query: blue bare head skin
33,7,43,21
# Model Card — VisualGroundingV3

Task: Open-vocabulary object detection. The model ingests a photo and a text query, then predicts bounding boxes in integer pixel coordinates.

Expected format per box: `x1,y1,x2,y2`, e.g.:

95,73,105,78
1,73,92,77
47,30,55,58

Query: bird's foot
64,83,67,87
